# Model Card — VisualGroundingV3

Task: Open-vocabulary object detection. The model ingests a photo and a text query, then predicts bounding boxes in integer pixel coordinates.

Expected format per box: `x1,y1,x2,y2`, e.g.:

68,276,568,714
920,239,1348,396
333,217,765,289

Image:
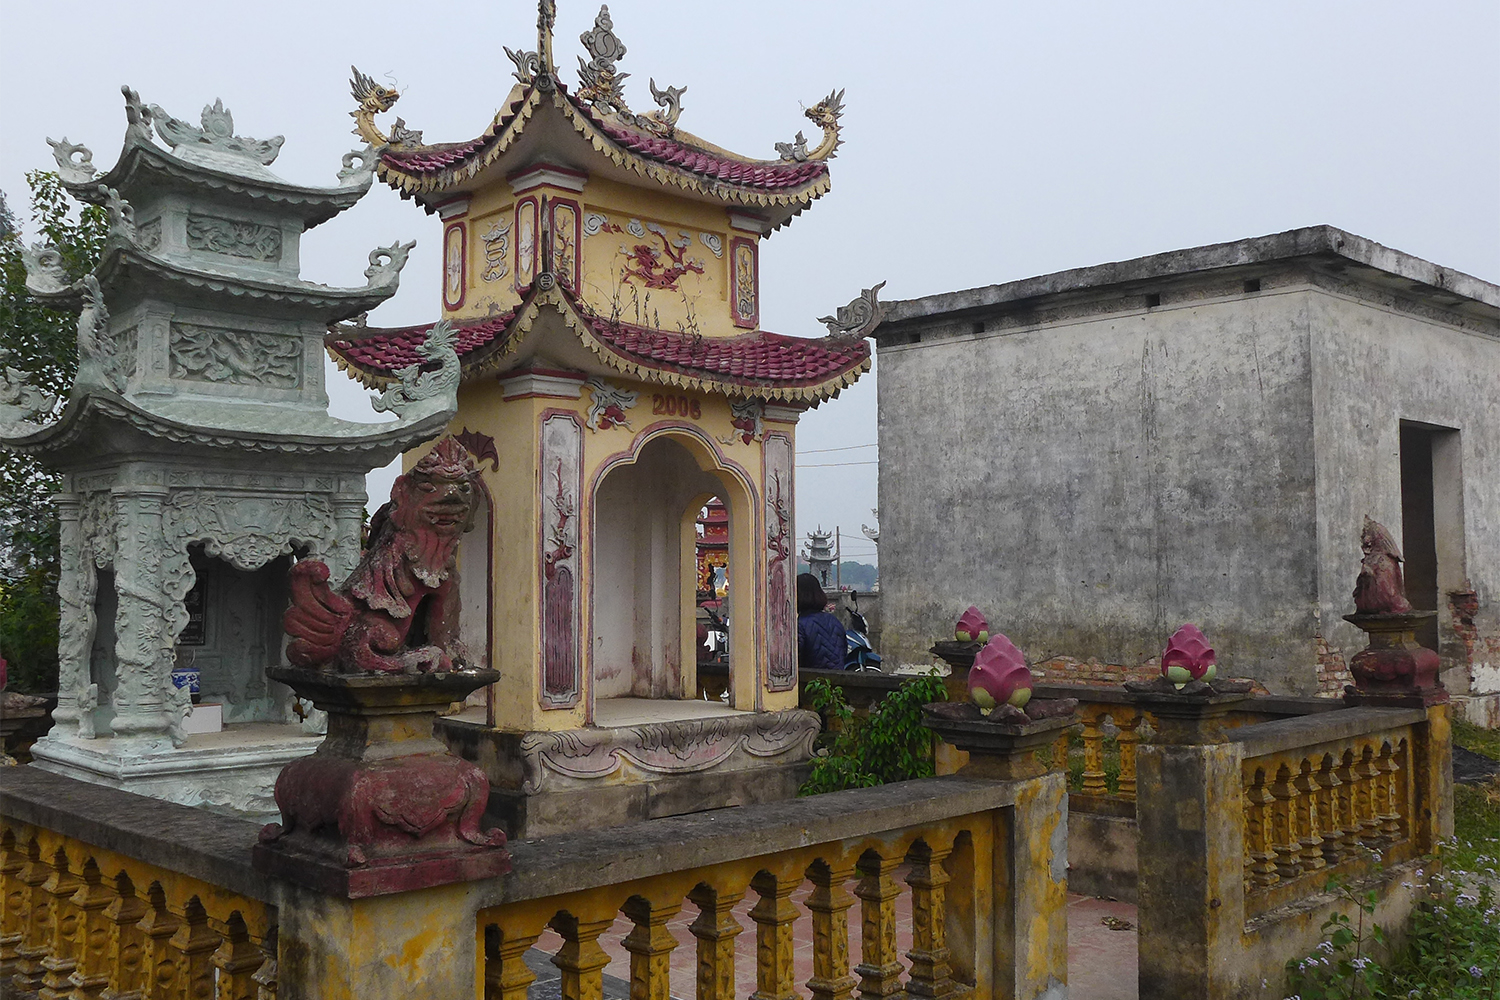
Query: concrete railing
1132,690,1451,998
0,758,1070,999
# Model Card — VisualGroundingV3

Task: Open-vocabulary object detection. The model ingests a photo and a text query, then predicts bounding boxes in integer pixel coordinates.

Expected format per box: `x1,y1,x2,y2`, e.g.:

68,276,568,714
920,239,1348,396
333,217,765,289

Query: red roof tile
377,86,827,196
327,291,867,396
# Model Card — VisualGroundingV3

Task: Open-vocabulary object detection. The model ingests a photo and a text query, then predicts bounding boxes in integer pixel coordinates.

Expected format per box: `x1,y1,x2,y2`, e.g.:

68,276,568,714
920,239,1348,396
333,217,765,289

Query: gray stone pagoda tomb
6,86,459,815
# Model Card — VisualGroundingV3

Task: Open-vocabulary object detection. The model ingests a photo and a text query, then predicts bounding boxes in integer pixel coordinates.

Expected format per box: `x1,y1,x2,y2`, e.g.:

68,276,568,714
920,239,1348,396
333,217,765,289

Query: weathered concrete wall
877,276,1322,691
878,231,1500,697
1307,276,1500,711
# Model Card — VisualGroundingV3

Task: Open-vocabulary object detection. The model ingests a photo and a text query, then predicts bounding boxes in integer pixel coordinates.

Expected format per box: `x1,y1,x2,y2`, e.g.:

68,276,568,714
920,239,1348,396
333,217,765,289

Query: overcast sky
5,0,1497,569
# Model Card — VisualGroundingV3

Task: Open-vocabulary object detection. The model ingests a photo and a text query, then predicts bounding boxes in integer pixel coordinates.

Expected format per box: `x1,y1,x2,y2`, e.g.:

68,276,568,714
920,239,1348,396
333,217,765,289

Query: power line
795,460,878,468
798,443,877,454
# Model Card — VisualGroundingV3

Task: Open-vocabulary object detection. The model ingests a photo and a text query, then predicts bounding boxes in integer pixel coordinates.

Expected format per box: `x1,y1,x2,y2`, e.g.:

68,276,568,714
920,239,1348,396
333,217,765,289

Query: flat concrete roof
884,226,1500,326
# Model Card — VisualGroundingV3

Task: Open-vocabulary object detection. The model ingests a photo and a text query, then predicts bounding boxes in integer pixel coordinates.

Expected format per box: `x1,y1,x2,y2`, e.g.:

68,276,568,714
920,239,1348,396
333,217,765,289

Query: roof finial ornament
150,97,286,165
576,5,630,115
818,281,889,339
648,79,686,132
349,67,407,147
778,88,846,162
538,0,557,87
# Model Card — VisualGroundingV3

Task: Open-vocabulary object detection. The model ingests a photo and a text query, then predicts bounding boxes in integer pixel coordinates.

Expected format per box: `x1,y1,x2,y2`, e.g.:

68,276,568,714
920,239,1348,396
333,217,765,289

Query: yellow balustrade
0,820,277,1000
1240,728,1416,916
479,821,986,1000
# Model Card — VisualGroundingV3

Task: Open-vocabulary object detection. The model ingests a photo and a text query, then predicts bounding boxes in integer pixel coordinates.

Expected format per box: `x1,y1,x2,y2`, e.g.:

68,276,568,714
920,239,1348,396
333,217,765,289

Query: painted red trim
514,197,539,292
538,408,585,712
730,236,759,329
549,196,583,291
443,221,468,311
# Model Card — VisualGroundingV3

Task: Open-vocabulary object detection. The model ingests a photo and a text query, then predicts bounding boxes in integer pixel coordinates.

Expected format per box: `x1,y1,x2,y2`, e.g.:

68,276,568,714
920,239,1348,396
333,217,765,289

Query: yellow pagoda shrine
327,3,883,833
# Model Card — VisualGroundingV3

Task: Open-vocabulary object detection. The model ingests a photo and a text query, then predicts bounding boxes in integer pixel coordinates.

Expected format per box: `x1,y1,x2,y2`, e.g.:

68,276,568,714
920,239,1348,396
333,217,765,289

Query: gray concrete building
875,226,1500,718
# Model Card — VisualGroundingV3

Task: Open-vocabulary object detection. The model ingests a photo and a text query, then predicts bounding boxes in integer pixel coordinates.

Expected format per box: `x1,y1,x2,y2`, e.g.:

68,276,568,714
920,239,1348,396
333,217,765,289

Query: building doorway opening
1400,422,1463,655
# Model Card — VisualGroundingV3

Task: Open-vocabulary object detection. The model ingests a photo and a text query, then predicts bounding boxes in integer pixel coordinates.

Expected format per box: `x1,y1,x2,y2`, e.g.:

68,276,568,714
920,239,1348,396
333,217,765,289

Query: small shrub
800,674,947,795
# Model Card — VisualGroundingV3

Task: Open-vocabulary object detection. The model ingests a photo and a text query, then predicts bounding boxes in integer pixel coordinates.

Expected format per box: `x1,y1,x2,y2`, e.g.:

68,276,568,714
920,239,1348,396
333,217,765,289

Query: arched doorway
590,433,755,718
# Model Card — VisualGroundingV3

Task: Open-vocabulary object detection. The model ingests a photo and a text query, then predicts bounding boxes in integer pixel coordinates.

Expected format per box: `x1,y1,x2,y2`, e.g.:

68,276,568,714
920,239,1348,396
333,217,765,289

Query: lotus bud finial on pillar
955,606,990,644
968,633,1034,715
1162,624,1217,690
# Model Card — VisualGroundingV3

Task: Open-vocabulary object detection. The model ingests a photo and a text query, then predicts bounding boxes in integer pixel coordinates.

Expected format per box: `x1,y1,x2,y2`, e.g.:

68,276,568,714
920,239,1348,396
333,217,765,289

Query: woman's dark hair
797,573,828,615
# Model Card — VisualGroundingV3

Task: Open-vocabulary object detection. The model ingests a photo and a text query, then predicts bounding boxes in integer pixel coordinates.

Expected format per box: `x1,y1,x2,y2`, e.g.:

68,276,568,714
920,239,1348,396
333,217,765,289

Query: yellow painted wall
445,175,757,340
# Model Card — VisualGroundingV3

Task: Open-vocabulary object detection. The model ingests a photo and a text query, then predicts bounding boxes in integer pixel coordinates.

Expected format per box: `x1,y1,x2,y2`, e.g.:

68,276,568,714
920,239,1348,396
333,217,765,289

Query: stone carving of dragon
284,437,479,675
777,88,845,162
372,317,460,417
349,66,410,147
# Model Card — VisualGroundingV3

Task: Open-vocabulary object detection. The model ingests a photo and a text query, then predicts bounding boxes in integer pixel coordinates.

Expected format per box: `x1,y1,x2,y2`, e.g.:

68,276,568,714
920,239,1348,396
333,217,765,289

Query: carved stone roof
328,282,870,403
0,390,454,467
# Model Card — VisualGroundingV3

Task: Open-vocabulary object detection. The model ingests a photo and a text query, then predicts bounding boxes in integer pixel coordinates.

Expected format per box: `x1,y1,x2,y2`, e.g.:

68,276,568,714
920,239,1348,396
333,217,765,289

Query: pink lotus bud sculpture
967,633,1033,715
955,606,990,644
1162,623,1216,689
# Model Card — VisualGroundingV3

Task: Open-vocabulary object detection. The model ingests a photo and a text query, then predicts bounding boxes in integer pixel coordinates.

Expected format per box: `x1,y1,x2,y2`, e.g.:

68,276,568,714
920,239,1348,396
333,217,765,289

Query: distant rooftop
884,226,1500,327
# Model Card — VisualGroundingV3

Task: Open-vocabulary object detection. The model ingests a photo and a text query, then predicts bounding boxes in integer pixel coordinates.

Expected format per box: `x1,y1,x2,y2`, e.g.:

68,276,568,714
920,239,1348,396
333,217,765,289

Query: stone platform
437,699,820,840
29,722,321,821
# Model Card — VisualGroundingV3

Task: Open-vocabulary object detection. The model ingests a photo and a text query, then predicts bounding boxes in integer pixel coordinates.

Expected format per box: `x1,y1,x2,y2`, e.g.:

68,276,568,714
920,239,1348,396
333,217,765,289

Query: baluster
1243,769,1280,891
1080,709,1108,796
1048,731,1071,777
0,831,27,977
1116,713,1142,801
1293,760,1326,873
621,895,681,1000
749,870,801,1000
210,913,263,1000
1269,764,1301,882
1333,750,1362,860
1315,756,1344,868
805,859,858,1000
483,922,542,1000
854,851,904,999
251,925,278,1000
687,883,745,1000
137,884,184,1000
548,911,613,1000
39,848,82,999
169,897,219,1000
13,838,55,995
100,872,147,1000
63,858,115,1000
1355,745,1383,850
1376,741,1404,845
905,841,955,1000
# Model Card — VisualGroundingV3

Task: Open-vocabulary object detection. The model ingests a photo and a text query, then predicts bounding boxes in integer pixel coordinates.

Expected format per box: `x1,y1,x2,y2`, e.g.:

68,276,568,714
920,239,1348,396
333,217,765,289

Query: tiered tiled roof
372,84,833,216
327,283,869,403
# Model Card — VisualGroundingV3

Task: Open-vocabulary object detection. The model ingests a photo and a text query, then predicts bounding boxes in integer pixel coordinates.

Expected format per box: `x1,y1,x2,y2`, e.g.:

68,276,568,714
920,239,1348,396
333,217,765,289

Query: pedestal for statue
1343,612,1448,707
254,668,509,897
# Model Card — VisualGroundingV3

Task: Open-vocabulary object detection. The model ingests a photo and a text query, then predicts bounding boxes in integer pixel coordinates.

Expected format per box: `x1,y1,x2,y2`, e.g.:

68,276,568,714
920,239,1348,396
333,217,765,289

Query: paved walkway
529,887,1139,998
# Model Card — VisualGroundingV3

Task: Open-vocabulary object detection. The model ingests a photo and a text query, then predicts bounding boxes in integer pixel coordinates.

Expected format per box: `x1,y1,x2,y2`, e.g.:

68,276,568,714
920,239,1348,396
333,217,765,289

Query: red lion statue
285,437,480,673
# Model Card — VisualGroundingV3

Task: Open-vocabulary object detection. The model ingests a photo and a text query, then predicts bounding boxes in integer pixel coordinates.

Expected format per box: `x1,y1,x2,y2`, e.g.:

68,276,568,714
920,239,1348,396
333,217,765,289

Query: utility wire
798,443,877,454
796,460,879,468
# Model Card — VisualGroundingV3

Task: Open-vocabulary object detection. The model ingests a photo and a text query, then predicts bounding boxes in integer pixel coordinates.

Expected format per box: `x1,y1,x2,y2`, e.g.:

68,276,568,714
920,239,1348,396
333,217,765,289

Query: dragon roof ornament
149,98,286,165
353,0,843,197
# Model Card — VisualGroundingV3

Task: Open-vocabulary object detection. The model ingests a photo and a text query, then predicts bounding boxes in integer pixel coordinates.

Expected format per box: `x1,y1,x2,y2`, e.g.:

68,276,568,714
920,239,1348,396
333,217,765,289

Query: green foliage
0,172,105,692
1281,874,1388,1000
1278,774,1500,999
800,673,947,795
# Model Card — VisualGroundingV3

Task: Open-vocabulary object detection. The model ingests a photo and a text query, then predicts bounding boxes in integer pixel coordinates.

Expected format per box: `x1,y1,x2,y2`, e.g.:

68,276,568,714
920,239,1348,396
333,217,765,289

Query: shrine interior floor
526,885,1139,999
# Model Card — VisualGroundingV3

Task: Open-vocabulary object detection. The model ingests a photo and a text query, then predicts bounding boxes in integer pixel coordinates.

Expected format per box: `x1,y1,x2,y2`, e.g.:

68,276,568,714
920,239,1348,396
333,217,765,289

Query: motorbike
843,592,883,672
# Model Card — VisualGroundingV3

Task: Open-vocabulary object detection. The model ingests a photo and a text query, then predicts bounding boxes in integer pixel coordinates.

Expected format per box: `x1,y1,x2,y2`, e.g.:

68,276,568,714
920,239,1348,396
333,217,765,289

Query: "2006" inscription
652,394,702,419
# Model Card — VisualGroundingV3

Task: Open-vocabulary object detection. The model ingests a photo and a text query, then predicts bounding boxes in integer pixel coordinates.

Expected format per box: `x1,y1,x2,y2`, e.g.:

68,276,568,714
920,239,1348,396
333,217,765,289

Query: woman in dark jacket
797,573,846,671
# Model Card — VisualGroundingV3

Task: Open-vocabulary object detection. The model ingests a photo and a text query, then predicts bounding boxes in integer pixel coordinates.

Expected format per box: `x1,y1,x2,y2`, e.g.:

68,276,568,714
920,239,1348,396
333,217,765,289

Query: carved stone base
436,707,821,840
27,724,320,820
253,666,510,897
1343,612,1446,703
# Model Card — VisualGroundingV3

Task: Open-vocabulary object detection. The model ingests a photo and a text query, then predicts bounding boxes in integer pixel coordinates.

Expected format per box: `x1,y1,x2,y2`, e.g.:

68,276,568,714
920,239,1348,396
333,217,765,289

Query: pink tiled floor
532,884,1137,999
